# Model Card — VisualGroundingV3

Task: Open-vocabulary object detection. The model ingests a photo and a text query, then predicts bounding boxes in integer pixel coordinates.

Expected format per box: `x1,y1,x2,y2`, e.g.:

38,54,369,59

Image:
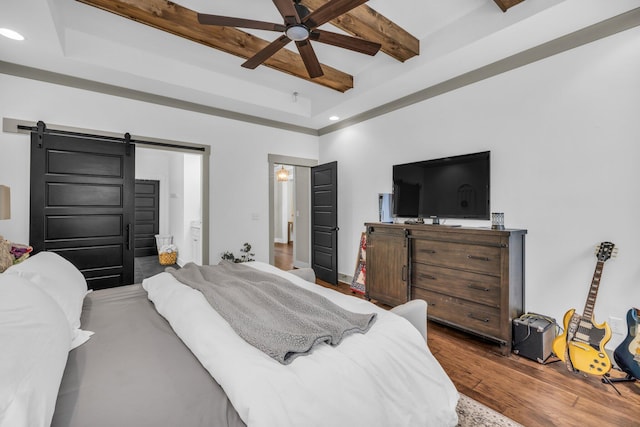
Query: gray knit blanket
167,261,376,365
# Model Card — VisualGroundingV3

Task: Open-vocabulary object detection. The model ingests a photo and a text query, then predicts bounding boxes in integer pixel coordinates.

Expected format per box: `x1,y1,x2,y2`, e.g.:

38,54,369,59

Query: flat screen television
392,151,490,220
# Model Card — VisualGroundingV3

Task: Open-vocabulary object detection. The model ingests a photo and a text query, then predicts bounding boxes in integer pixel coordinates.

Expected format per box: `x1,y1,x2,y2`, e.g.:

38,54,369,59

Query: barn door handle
126,224,132,250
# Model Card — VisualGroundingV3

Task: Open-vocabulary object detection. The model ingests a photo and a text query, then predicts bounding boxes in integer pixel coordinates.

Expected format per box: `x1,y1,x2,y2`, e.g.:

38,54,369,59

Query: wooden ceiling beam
493,0,526,12
300,0,419,62
76,0,353,92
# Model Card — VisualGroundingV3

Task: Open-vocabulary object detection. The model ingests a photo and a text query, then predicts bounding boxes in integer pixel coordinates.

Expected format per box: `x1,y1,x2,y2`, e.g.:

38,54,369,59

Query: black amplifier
512,314,555,363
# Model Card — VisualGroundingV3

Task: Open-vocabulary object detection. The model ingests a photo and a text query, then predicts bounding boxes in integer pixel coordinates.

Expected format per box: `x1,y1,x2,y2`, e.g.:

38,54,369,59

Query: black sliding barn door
311,161,338,284
30,133,136,289
134,179,160,257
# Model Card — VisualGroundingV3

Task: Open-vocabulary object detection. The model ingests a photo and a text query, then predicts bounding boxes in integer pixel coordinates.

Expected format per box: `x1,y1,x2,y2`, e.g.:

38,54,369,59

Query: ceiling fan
197,0,382,79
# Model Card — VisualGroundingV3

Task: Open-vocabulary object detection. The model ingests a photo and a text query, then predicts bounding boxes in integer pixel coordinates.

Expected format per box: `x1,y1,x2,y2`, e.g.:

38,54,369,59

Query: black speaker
512,314,555,363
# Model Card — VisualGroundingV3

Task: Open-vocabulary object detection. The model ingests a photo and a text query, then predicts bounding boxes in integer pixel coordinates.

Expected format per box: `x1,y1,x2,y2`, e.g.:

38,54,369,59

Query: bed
0,252,459,427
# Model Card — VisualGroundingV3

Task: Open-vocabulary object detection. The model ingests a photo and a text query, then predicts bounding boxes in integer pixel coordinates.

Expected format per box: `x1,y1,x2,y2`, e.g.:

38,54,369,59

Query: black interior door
30,133,135,289
134,179,159,257
311,161,338,284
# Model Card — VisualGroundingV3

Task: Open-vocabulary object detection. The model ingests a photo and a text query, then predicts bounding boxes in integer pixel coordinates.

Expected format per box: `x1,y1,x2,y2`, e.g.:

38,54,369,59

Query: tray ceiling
1,0,638,132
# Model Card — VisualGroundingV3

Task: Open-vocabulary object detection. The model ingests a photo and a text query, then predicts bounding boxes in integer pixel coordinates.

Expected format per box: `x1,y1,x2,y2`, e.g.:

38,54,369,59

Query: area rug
457,394,523,427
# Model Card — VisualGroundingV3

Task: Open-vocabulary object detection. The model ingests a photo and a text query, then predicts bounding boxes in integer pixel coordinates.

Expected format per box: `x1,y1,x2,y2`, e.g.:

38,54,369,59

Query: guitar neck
582,260,605,320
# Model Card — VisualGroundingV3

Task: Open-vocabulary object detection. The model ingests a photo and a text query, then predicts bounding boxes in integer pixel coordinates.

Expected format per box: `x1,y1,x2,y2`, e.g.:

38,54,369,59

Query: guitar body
553,309,612,375
613,308,640,379
552,242,616,376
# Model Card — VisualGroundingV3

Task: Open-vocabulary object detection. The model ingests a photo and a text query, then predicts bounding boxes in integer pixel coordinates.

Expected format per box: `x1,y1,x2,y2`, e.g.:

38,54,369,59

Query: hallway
273,243,293,271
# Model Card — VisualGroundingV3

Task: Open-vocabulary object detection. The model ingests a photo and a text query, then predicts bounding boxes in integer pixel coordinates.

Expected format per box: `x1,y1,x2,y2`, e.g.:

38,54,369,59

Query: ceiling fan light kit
286,25,310,41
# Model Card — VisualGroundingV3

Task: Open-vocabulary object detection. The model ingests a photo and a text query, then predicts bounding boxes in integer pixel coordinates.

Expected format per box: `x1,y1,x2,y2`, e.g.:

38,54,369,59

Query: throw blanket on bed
167,261,376,364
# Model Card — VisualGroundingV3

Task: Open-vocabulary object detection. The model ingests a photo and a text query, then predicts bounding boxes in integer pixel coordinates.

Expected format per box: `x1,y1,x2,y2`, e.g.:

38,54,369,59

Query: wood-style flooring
273,242,295,271
274,244,640,427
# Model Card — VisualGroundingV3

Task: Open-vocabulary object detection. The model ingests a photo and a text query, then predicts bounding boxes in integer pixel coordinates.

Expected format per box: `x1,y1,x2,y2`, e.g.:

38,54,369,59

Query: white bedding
143,262,459,427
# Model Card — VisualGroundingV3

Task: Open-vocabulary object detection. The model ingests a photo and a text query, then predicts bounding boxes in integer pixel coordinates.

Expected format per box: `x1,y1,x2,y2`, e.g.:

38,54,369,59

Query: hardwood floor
274,242,294,271
427,321,640,427
274,245,640,426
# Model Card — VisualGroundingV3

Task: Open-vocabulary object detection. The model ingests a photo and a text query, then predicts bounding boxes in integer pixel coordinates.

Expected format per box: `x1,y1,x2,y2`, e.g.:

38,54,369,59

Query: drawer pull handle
468,284,490,292
420,274,437,280
421,249,437,254
468,313,490,323
467,255,490,262
401,265,407,282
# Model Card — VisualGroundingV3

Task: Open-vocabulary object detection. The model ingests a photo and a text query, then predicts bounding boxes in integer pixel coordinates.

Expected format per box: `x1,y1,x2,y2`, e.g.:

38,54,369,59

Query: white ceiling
1,0,638,132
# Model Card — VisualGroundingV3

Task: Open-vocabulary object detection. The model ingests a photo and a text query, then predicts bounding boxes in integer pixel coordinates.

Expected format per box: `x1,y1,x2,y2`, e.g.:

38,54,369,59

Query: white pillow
5,252,89,348
0,274,71,427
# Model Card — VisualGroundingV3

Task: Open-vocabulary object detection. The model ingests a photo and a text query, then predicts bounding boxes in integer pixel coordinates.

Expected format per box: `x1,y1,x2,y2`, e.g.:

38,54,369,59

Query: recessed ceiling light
0,28,25,41
329,116,340,121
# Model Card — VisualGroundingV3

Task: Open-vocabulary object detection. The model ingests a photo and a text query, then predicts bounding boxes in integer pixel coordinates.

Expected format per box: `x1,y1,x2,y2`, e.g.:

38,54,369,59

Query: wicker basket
158,251,177,265
155,234,177,265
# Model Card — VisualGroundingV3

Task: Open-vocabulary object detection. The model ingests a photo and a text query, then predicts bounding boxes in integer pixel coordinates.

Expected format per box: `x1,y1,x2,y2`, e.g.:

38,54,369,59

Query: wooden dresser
365,223,526,354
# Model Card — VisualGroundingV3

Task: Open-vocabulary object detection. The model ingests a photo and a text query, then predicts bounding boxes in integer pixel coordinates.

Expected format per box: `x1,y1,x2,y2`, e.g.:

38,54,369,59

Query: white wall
294,166,311,268
0,74,319,266
319,26,640,351
183,153,202,264
168,153,184,261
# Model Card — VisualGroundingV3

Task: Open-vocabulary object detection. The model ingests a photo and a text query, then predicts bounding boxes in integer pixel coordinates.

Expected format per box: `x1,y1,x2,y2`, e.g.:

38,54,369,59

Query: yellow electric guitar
552,242,616,375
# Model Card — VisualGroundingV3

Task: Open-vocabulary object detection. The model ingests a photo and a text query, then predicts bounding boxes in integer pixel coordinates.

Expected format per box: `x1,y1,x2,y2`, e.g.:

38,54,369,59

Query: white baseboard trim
338,272,352,285
293,260,310,269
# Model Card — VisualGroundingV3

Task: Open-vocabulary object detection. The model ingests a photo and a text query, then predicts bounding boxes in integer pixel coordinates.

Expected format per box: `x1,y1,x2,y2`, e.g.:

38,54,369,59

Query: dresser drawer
412,287,501,338
411,263,500,308
412,239,501,275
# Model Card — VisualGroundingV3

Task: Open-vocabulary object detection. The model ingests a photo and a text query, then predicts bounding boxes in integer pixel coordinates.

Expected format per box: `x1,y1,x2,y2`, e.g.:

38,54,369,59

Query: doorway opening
134,147,204,283
272,164,302,271
268,155,317,272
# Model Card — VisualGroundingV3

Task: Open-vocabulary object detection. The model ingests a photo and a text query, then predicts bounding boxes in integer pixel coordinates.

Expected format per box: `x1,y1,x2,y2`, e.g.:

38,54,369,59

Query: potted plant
221,242,255,263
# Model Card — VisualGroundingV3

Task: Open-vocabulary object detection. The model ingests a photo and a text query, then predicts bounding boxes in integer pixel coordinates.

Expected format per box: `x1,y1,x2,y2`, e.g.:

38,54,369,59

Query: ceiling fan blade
272,0,301,25
198,14,286,32
310,29,380,56
295,40,323,78
304,0,368,29
242,34,292,69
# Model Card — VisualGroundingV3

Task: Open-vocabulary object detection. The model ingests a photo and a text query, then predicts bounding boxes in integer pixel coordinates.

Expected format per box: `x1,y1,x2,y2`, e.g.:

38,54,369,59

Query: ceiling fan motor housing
294,2,310,19
287,1,311,40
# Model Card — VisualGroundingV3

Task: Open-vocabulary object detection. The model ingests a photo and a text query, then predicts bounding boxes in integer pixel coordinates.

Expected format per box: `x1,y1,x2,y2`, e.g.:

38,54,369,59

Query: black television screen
392,151,490,220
